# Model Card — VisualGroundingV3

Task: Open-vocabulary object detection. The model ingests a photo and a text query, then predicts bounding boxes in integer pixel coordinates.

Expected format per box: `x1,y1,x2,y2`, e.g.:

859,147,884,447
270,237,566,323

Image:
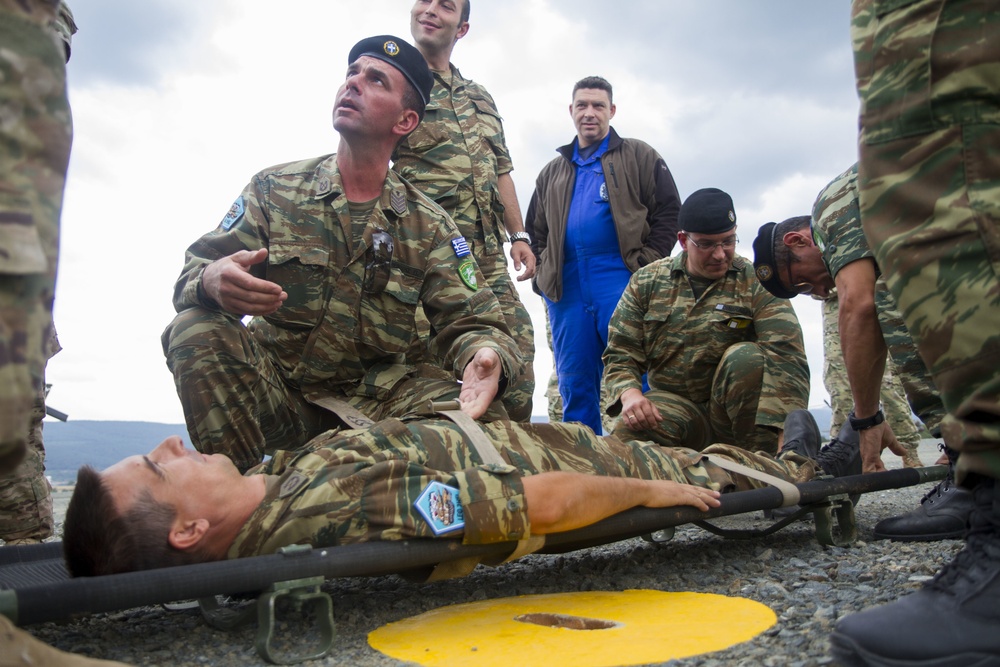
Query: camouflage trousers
408,241,535,421
853,0,1000,482
0,4,70,469
821,295,924,466
163,307,510,472
468,421,820,495
608,342,781,455
0,380,53,543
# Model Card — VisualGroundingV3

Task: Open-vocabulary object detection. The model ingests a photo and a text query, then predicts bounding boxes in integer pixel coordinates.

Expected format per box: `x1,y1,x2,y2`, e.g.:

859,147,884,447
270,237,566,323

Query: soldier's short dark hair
460,0,471,23
572,76,613,104
774,215,812,269
63,466,212,577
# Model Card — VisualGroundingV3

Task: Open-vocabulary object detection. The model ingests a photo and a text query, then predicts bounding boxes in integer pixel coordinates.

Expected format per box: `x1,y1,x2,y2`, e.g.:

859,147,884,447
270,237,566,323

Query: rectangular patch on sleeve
221,196,245,230
414,481,465,535
451,237,471,258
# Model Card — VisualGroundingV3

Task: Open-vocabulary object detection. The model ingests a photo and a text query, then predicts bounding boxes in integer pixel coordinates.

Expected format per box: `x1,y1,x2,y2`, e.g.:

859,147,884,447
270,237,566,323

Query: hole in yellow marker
368,589,777,667
513,612,621,631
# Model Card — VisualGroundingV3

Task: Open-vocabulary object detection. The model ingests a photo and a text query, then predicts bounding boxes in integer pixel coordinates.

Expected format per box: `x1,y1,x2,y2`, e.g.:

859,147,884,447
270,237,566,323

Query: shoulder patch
414,481,465,535
458,258,479,290
451,237,471,258
221,196,245,230
278,472,309,499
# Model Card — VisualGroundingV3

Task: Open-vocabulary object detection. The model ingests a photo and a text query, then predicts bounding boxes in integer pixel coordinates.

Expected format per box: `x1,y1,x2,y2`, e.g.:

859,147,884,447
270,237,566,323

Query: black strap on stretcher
0,465,946,664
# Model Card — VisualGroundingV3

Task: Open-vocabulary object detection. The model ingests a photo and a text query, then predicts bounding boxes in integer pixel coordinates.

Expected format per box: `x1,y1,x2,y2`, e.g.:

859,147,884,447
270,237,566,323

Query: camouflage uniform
602,254,810,454
229,417,820,557
819,291,923,466
392,66,535,421
811,165,946,449
0,0,72,470
852,0,1000,483
163,157,523,472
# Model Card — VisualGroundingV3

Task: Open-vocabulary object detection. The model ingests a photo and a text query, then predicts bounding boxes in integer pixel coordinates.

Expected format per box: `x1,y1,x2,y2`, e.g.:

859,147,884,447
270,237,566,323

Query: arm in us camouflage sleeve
751,280,810,428
172,175,271,312
602,271,651,414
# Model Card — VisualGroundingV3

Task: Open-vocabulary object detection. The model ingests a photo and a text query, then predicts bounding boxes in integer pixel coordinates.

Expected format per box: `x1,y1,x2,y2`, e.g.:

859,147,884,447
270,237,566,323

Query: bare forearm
839,293,886,416
498,173,525,235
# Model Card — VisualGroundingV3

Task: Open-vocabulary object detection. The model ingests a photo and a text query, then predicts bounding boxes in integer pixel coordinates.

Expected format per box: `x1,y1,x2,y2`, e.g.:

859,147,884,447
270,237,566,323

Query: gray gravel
25,440,961,667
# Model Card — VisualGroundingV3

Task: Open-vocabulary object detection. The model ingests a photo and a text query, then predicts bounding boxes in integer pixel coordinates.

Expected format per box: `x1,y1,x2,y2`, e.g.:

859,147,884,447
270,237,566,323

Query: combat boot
830,475,1000,666
873,446,973,542
813,421,861,478
777,409,822,460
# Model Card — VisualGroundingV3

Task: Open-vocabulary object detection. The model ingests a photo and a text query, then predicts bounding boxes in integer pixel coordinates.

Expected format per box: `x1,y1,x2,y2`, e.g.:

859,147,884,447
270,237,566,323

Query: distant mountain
41,408,835,485
42,420,187,485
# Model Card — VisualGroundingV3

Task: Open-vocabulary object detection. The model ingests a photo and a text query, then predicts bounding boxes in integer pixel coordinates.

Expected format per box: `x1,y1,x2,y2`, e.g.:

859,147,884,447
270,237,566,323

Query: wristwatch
849,408,885,431
509,231,531,245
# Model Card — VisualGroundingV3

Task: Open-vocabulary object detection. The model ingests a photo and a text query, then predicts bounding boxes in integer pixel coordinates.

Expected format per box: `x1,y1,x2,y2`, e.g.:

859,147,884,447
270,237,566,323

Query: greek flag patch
414,481,465,535
451,237,471,258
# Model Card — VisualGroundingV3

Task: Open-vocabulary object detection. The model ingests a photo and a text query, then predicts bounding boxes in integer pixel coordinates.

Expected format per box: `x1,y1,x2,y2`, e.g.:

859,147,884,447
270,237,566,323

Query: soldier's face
571,88,615,148
783,244,834,298
333,57,411,139
680,230,737,280
102,436,242,520
411,0,469,55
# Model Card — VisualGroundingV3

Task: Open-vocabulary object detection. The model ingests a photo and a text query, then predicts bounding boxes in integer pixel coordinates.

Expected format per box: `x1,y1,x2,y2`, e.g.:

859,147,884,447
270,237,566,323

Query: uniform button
507,499,520,511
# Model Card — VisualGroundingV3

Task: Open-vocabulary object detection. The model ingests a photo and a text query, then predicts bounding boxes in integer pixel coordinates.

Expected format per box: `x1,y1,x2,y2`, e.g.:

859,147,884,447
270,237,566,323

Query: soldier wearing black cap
602,188,810,455
161,35,523,471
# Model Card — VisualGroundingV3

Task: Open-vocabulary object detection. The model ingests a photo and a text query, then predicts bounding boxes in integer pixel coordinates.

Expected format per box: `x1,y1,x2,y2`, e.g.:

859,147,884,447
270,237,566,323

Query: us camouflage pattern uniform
811,164,945,465
392,66,535,421
818,291,923,467
852,0,1000,483
602,254,810,454
229,417,820,557
163,157,523,472
0,0,72,470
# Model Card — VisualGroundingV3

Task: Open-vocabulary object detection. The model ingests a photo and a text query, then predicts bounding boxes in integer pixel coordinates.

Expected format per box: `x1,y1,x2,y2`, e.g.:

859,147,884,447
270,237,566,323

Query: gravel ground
24,440,962,667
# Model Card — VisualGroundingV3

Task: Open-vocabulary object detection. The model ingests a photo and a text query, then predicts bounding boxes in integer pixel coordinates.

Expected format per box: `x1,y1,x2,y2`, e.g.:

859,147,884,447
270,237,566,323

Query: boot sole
831,632,1000,667
871,528,967,542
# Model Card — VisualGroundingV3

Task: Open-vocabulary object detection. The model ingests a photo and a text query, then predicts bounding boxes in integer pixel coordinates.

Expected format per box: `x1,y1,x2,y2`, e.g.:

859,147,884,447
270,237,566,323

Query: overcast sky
49,0,860,427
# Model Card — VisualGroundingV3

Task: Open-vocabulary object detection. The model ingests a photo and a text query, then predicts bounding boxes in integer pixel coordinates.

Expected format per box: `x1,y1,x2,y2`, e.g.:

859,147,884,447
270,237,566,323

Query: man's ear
609,103,617,119
395,108,421,138
782,229,811,248
168,518,210,551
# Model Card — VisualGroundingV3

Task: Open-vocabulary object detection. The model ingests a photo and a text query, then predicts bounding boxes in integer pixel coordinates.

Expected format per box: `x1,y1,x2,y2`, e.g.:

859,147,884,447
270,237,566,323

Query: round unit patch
368,589,776,667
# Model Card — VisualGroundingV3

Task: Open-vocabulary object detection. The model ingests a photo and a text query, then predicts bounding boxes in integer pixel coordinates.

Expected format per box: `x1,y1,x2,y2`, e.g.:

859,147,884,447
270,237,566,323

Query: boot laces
920,469,955,505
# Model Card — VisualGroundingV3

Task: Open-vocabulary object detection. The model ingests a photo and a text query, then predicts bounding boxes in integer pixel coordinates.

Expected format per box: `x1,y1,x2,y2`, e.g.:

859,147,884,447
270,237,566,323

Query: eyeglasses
363,230,393,294
688,235,738,251
784,247,814,295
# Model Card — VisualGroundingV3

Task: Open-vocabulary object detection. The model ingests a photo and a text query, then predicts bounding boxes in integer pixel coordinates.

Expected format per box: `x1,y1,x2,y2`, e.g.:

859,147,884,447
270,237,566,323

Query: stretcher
0,465,946,664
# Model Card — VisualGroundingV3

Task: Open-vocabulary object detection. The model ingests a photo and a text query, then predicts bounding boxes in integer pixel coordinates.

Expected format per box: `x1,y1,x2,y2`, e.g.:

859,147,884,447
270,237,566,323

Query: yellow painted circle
368,589,776,667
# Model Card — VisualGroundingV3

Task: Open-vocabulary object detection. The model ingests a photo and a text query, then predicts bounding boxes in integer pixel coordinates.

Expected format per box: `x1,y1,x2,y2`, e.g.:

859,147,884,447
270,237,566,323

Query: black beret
752,221,798,299
679,188,737,234
348,35,433,112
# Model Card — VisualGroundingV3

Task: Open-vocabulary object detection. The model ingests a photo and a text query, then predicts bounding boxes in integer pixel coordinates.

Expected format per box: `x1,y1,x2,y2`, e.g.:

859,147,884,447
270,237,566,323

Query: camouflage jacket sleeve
811,164,875,279
171,169,277,312
412,195,523,383
227,419,530,557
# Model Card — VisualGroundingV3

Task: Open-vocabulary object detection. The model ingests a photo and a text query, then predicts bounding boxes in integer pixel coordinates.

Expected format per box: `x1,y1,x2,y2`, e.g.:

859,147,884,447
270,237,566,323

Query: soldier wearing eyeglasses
161,36,523,473
603,188,809,455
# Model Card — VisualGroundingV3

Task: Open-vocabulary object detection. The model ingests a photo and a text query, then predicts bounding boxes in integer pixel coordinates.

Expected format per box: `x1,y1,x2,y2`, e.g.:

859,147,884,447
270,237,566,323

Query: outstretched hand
458,348,503,419
642,479,722,512
201,249,287,316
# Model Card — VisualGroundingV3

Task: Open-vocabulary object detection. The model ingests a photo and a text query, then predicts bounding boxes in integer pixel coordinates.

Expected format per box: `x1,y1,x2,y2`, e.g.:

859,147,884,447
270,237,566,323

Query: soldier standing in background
393,0,535,421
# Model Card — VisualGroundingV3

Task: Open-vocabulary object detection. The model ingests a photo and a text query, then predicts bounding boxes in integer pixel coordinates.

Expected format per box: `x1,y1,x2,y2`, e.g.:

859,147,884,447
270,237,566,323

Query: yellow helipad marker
368,589,776,667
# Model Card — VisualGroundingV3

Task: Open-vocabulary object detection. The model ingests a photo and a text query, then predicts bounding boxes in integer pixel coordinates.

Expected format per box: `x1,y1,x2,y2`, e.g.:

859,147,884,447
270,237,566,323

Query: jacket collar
556,126,623,161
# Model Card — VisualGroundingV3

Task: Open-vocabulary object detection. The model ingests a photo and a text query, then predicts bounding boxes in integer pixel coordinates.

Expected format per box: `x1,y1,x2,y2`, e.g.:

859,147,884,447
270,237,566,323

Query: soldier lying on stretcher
62,412,860,576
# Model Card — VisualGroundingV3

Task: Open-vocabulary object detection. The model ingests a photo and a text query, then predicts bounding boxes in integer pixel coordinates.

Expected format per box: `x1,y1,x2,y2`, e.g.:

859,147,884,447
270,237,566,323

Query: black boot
873,446,973,542
814,421,862,478
779,409,822,460
830,476,1000,666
